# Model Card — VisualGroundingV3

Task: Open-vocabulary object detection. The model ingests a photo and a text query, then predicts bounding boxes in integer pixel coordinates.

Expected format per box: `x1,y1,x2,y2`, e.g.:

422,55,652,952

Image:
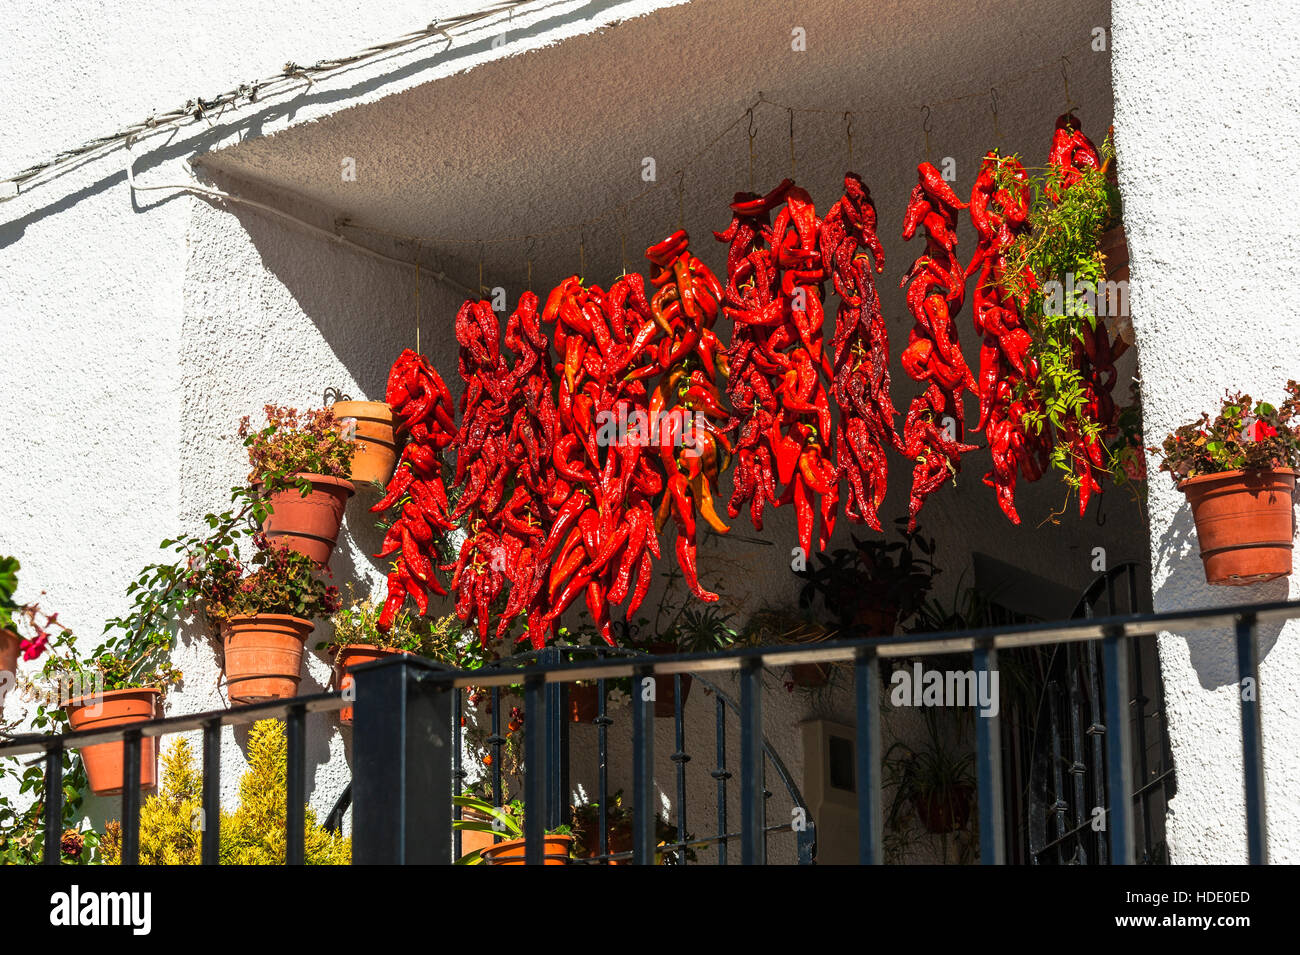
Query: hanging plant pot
66,687,161,796
332,644,408,725
261,474,355,565
1180,468,1296,585
647,642,692,718
911,785,974,834
568,684,601,723
332,401,400,489
0,628,19,678
222,614,313,705
480,834,574,865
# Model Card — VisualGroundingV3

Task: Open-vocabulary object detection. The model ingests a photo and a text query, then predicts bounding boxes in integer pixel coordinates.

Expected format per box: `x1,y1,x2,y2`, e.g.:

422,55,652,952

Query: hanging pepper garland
370,112,1129,646
820,172,896,531
645,230,732,603
716,182,839,557
371,349,457,630
898,162,980,529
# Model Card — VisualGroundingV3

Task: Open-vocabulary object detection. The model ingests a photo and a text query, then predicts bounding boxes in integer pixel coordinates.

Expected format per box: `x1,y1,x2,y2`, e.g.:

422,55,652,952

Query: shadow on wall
1151,501,1286,689
0,0,634,249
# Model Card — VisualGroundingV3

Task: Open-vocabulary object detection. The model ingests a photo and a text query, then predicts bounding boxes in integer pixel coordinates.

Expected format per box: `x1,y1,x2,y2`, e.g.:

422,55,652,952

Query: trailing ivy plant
991,136,1125,491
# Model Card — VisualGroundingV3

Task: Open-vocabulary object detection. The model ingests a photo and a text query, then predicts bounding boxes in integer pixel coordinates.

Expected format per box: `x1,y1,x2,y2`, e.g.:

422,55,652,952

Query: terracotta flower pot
647,642,692,718
222,614,313,705
332,401,400,488
576,821,633,864
568,684,601,724
262,473,355,565
333,644,408,725
66,687,160,796
480,834,573,865
1180,468,1296,585
856,605,898,637
789,662,832,688
457,807,502,859
0,628,19,677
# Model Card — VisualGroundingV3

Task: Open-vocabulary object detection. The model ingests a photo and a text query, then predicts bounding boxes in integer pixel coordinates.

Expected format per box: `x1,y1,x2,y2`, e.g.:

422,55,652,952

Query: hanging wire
1061,56,1076,111
578,227,586,282
414,240,423,354
524,234,536,291
477,240,486,298
788,108,797,177
746,107,757,192
675,170,685,230
990,87,1002,143
844,111,855,168
921,105,933,162
616,205,629,275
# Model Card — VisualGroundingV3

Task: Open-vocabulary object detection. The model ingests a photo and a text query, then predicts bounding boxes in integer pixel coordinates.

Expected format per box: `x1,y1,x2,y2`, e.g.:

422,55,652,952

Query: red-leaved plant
1152,381,1300,483
239,405,354,487
195,536,341,624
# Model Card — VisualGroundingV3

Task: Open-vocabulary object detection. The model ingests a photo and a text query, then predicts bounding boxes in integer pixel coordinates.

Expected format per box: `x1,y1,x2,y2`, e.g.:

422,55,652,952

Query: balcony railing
0,598,1289,864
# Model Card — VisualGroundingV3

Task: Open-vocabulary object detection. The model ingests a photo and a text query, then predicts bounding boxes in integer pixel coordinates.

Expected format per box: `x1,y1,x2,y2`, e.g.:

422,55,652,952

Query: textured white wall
1113,0,1300,862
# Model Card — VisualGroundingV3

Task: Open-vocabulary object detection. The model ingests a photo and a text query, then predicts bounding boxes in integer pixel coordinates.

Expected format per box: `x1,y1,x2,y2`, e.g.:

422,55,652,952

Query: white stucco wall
2,0,1296,865
1113,0,1300,863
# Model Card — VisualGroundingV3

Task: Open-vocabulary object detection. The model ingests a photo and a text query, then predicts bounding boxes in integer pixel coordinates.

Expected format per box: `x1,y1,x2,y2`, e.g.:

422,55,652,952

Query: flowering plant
239,404,354,487
197,538,341,624
0,557,67,663
1153,382,1300,483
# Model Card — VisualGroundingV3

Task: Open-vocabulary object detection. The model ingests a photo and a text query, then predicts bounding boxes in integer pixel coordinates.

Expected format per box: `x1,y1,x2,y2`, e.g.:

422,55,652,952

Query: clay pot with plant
1154,382,1300,585
452,796,573,865
570,790,695,865
240,405,356,566
321,592,471,725
632,600,740,717
198,541,341,706
883,707,976,839
742,608,837,689
329,394,401,489
791,519,937,685
45,652,181,797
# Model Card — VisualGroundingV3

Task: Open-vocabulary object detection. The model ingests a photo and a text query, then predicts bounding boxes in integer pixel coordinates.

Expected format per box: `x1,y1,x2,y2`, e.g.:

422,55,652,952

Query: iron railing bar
1103,627,1135,864
1236,613,1267,864
452,688,463,859
42,742,62,865
1033,772,1178,854
285,703,306,866
714,695,729,866
121,729,142,866
1066,644,1090,864
202,717,221,865
1085,640,1109,864
973,641,1005,864
855,647,882,865
739,658,765,865
631,664,655,865
523,674,546,866
332,599,1300,691
596,658,610,860
0,690,345,758
673,673,688,862
489,686,503,808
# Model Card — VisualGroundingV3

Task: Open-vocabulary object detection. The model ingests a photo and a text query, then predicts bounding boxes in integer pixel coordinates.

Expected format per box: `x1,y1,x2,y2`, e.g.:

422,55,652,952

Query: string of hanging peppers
368,110,1128,646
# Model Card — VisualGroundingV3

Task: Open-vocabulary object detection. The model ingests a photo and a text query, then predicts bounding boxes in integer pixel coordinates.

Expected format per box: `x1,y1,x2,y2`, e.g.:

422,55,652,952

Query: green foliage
795,517,937,627
101,721,350,865
1155,381,1300,482
321,588,483,665
239,405,354,486
198,542,341,625
0,556,19,632
993,139,1124,488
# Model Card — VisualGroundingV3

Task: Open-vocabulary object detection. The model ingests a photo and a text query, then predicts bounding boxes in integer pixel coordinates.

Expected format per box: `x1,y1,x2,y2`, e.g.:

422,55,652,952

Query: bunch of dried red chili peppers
370,115,1124,645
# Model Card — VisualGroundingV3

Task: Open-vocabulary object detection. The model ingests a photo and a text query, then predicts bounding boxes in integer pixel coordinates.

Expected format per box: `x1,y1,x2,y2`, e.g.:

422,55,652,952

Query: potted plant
570,790,696,864
320,594,468,725
240,405,356,565
0,557,62,707
198,540,342,705
795,518,937,639
44,651,181,797
742,607,836,689
329,391,401,489
452,796,573,865
633,606,739,717
1154,382,1300,584
883,707,976,836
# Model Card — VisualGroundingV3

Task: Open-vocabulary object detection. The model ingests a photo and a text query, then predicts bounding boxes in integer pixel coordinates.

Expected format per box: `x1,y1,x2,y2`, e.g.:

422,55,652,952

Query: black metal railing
0,598,1288,864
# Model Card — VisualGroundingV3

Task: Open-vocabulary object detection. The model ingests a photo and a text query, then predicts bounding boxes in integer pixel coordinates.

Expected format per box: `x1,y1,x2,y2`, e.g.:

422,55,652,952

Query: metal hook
843,110,855,166
990,88,1001,142
675,170,685,229
747,106,756,139
921,105,933,161
788,107,797,177
524,235,537,291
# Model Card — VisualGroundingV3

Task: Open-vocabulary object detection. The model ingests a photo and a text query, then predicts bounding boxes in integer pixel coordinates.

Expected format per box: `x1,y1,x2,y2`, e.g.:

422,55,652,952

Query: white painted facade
0,0,1294,862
